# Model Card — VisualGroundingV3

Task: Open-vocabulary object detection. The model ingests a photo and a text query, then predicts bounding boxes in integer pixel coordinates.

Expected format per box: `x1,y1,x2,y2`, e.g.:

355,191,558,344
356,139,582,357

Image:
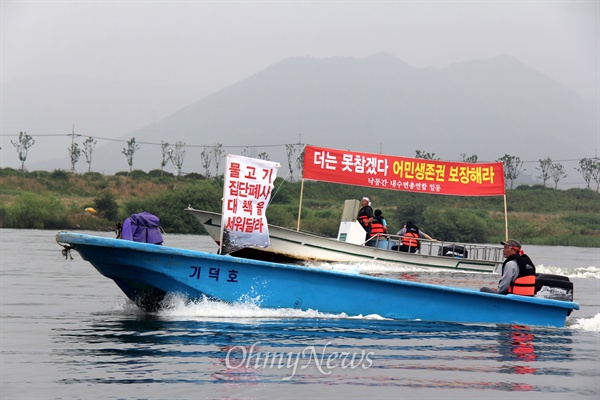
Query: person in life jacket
368,209,388,246
399,220,422,253
357,197,374,243
371,209,388,234
480,239,536,296
392,220,435,253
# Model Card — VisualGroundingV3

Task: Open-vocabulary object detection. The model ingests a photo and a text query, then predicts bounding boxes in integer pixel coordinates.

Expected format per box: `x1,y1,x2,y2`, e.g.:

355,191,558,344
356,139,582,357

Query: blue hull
57,233,579,327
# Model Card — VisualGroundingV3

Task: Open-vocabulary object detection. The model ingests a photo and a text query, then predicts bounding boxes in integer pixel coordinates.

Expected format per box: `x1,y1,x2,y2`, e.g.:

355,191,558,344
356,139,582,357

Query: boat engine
534,274,574,302
438,245,468,258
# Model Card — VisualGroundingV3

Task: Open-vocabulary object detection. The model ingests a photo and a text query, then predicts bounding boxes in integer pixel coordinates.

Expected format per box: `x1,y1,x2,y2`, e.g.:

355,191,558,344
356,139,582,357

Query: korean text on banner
303,146,505,196
221,155,281,255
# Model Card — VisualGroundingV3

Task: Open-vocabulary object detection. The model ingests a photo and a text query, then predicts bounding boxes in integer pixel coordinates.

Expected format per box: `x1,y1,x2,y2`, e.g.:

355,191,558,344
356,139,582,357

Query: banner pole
503,194,509,240
219,154,231,255
297,179,305,231
219,230,223,255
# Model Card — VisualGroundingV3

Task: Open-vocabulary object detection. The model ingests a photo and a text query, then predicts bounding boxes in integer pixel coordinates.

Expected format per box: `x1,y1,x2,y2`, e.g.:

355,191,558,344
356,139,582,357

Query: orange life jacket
401,232,420,248
504,254,536,296
357,206,373,229
509,275,536,296
369,218,386,237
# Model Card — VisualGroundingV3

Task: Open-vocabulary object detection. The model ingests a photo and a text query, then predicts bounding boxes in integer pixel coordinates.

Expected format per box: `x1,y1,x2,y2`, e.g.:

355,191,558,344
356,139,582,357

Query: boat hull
57,233,579,327
185,208,502,273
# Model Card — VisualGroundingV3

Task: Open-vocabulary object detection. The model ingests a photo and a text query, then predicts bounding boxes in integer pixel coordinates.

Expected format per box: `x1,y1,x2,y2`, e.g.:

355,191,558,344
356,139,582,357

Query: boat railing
365,234,504,263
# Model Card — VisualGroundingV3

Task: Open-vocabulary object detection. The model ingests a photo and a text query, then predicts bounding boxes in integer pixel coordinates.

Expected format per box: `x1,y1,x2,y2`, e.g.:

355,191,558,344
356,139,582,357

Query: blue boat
56,232,579,328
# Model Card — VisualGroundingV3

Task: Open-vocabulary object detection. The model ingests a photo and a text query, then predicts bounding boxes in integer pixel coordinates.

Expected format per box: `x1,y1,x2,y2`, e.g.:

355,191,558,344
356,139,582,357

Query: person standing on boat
392,220,435,252
480,239,536,296
357,197,374,243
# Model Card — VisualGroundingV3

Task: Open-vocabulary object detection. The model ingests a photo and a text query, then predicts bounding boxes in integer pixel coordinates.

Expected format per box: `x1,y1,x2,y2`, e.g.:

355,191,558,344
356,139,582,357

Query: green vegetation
1,167,599,247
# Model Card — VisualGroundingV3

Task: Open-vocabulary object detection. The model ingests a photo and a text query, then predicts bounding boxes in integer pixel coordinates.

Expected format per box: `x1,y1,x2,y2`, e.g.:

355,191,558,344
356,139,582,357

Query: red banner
303,146,505,196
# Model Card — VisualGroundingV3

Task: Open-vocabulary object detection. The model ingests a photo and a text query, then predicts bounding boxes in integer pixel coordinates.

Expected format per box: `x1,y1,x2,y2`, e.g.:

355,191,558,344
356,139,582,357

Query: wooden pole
297,179,305,231
503,194,509,240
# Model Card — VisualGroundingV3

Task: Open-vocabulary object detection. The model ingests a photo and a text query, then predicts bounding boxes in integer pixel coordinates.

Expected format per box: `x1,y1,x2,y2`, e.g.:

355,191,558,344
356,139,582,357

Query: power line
1,132,595,163
1,133,69,137
0,132,302,149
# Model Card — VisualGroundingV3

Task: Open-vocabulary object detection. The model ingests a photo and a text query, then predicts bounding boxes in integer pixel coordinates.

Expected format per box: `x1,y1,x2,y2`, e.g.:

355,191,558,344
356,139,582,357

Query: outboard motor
534,274,573,302
439,245,468,258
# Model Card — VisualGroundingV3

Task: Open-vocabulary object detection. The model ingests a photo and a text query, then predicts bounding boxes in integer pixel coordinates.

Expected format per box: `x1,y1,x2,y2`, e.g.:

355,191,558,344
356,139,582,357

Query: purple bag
121,212,163,245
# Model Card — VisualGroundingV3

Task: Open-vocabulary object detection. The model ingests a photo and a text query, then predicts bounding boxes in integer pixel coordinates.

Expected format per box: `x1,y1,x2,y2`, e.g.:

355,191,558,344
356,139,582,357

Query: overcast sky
2,1,599,99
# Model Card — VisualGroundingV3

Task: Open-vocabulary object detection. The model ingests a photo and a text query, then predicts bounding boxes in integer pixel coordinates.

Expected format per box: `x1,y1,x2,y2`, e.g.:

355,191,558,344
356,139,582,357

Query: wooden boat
184,207,504,273
55,232,579,328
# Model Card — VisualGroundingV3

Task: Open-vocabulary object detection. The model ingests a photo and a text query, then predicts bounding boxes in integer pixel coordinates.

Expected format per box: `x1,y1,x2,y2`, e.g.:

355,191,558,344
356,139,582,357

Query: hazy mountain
12,53,599,182
441,55,597,157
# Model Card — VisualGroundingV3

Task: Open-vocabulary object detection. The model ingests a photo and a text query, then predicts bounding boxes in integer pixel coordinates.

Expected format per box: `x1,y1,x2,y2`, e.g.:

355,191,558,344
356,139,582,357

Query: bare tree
82,137,97,173
171,141,186,176
160,141,172,176
576,158,596,189
285,144,300,182
212,143,224,176
242,146,254,158
258,152,270,160
122,137,139,173
11,131,35,172
296,145,307,177
593,159,600,192
460,153,478,163
497,154,525,189
415,150,439,160
536,157,553,188
583,158,600,192
577,157,600,191
550,163,567,189
200,145,212,179
68,142,81,174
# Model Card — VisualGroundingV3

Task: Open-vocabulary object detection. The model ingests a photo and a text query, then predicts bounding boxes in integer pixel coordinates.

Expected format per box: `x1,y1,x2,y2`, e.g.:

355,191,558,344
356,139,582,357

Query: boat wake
153,293,364,321
310,261,600,279
536,265,600,279
567,313,600,332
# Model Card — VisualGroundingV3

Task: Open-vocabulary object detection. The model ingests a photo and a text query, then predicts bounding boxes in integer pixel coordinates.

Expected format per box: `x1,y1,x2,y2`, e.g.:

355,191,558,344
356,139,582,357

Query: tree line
9,131,600,191
1,170,598,247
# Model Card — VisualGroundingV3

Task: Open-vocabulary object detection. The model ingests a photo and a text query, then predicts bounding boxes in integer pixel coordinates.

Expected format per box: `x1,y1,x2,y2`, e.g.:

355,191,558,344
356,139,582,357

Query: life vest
357,206,373,229
401,230,420,248
504,254,536,296
369,217,386,237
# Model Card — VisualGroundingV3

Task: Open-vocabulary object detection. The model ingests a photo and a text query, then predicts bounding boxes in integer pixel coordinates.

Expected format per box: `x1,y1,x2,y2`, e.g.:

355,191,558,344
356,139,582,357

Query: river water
1,229,599,399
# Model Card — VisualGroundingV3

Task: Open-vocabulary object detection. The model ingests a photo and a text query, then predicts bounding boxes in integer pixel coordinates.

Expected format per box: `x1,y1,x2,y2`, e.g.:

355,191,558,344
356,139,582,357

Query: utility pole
70,124,76,174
